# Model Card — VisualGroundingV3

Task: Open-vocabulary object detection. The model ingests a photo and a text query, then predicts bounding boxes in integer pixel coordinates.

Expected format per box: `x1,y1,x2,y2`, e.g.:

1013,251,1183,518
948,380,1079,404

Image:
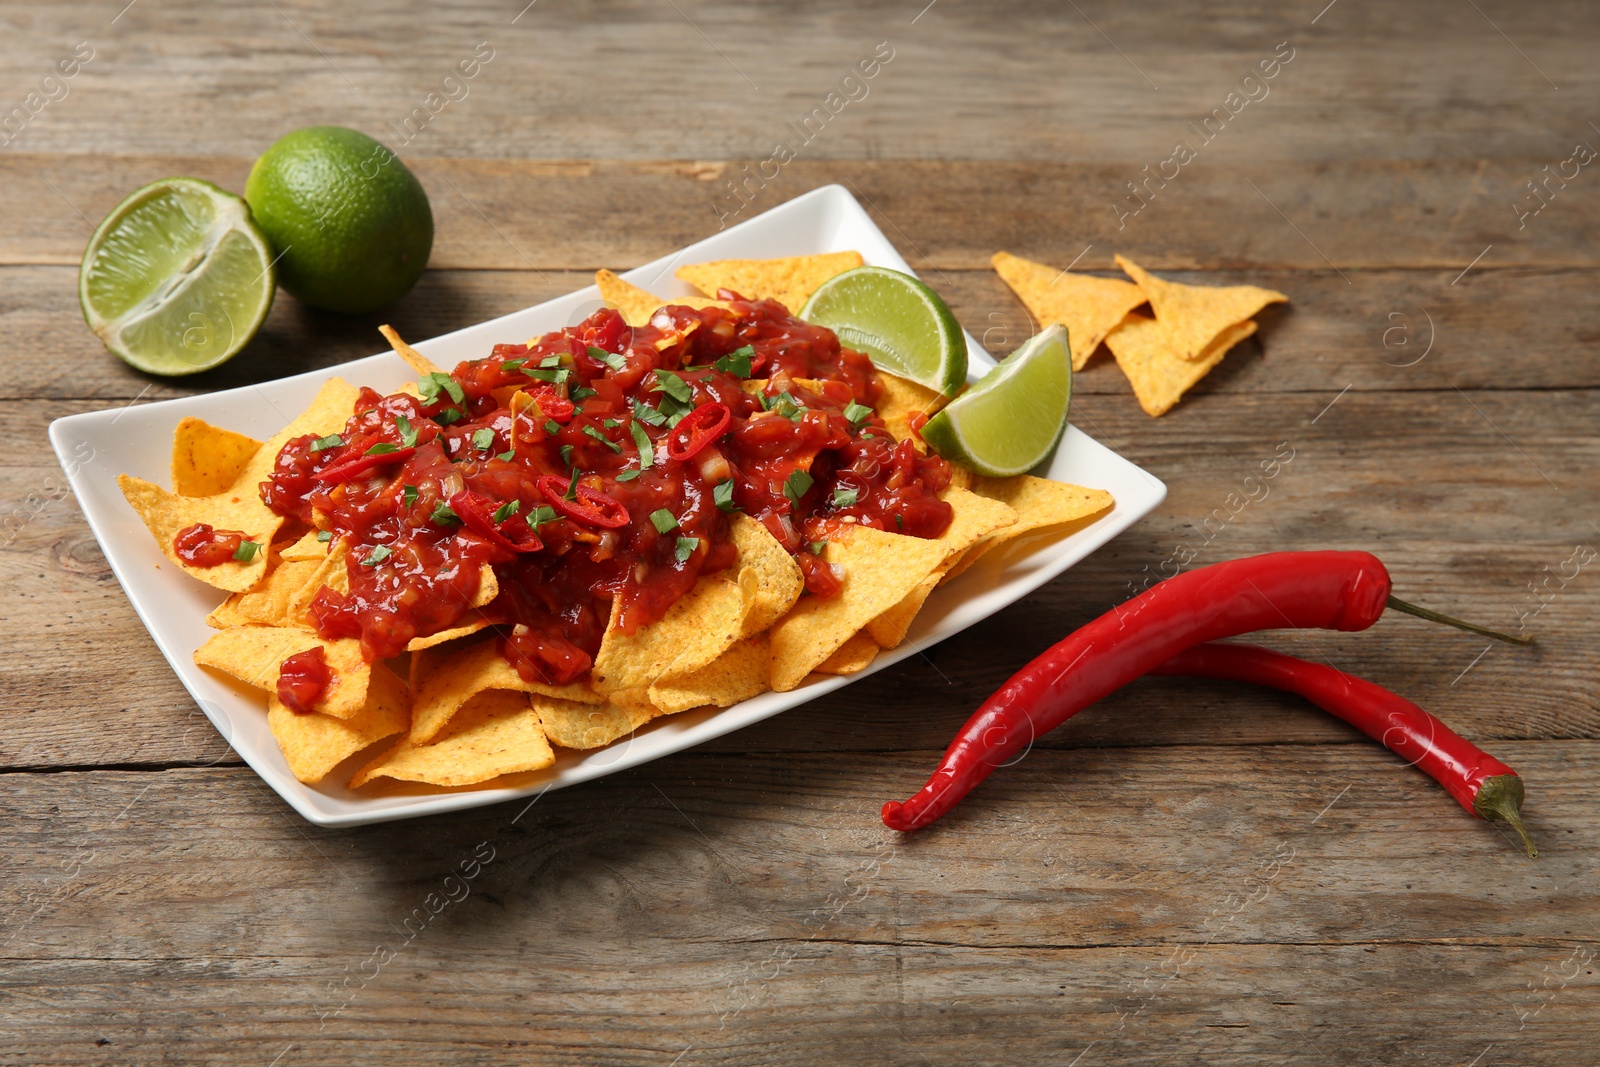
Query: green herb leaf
895,513,904,530
501,357,527,371
430,502,459,526
364,442,402,456
471,427,495,451
632,398,668,428
559,444,575,469
602,418,620,429
629,421,654,470
310,434,344,453
582,424,622,453
492,499,520,523
650,508,678,534
713,478,739,513
521,366,570,384
843,401,874,426
570,386,598,403
565,469,580,500
528,505,558,529
435,407,463,426
395,414,418,448
232,539,261,562
783,469,814,505
675,536,700,562
615,468,642,482
713,345,754,378
832,485,859,508
588,346,627,372
362,545,392,567
540,355,564,368
419,372,465,406
543,419,562,435
809,540,828,555
652,369,693,403
402,484,419,509
316,529,333,543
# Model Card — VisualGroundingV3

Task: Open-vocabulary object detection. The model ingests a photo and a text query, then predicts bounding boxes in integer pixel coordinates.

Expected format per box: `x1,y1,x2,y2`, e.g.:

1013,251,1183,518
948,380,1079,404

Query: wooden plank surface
2,0,1598,1063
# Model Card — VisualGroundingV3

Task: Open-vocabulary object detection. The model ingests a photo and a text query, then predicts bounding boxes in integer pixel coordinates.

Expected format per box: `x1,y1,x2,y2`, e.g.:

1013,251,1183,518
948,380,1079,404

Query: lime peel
921,324,1073,478
799,265,967,397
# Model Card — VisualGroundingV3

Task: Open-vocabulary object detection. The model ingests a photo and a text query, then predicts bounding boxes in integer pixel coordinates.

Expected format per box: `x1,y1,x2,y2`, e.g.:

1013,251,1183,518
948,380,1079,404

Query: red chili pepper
449,490,543,554
536,474,630,529
665,402,731,461
1151,642,1535,856
881,551,1532,833
313,446,416,483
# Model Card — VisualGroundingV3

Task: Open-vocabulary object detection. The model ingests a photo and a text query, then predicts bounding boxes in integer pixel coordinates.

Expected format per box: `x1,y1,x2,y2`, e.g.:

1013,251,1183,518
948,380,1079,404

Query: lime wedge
799,265,967,397
80,178,276,376
921,324,1072,477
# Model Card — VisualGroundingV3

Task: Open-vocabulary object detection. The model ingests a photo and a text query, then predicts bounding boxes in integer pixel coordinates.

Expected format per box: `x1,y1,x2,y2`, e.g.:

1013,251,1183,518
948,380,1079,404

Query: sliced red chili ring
665,402,731,462
449,490,543,554
536,474,630,529
313,446,417,483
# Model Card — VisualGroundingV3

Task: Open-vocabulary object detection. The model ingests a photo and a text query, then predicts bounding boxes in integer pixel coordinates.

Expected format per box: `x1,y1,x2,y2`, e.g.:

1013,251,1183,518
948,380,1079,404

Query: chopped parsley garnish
564,469,580,500
832,486,859,508
582,424,622,453
675,536,700,562
895,513,904,530
316,529,333,543
652,370,693,404
521,366,569,384
588,346,627,372
713,478,739,513
501,357,527,371
764,391,804,422
430,501,459,526
713,345,754,378
471,428,495,452
395,414,418,448
418,372,465,406
630,421,654,470
783,469,814,505
540,355,564,368
616,468,642,482
808,540,828,556
231,540,261,563
632,398,668,428
528,504,558,529
650,509,678,534
570,386,598,402
402,484,419,509
496,448,515,462
559,444,575,468
364,442,402,456
362,545,392,567
603,418,620,429
544,419,562,435
492,499,520,523
435,407,464,426
843,401,874,427
310,434,344,453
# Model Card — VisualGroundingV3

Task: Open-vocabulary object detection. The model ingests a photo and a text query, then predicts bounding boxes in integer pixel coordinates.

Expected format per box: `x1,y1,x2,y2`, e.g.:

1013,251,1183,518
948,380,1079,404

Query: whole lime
244,126,433,314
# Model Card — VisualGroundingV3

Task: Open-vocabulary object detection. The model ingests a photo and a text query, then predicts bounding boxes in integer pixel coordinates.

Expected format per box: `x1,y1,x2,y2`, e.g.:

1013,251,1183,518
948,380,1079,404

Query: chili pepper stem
1385,595,1533,646
1473,774,1538,858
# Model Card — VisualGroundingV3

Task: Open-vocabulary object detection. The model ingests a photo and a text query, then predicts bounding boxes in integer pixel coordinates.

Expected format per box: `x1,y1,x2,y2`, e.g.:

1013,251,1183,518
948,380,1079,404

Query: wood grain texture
3,0,1598,1062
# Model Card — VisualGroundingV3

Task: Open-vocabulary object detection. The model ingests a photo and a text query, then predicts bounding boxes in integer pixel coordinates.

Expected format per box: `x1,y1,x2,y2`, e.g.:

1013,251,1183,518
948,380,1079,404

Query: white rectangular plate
50,184,1166,827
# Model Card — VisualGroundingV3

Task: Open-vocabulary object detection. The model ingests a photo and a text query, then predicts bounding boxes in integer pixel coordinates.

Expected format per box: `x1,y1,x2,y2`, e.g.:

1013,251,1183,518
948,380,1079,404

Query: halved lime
80,178,276,376
799,265,967,397
921,324,1072,477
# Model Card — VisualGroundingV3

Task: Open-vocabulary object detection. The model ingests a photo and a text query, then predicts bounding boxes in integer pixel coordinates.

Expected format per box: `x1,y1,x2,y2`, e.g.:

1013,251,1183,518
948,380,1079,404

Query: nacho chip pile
121,253,1116,798
992,251,1287,417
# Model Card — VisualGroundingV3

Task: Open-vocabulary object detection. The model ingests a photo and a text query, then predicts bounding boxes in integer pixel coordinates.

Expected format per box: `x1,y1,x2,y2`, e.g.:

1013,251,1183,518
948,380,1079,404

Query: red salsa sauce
260,297,954,683
173,523,255,567
276,646,332,714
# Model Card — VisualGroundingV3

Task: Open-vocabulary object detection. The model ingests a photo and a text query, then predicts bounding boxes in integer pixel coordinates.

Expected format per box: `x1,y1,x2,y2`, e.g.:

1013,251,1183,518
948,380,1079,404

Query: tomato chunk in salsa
173,522,254,567
260,296,954,681
276,646,332,714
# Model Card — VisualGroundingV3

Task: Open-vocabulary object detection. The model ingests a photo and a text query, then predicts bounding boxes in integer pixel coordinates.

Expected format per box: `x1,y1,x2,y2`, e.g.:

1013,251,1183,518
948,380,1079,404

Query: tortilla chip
595,269,727,327
816,631,880,675
279,530,329,562
410,637,600,744
876,372,947,441
533,693,655,750
991,252,1148,371
1115,255,1286,362
268,663,410,784
591,574,751,694
675,252,864,315
472,564,498,609
285,539,351,622
864,487,1017,648
117,474,283,593
349,689,553,788
171,418,263,497
946,476,1116,581
768,526,951,692
206,593,252,630
378,324,442,376
648,634,771,714
1106,314,1257,417
230,557,321,627
194,625,371,719
406,613,495,652
728,515,805,636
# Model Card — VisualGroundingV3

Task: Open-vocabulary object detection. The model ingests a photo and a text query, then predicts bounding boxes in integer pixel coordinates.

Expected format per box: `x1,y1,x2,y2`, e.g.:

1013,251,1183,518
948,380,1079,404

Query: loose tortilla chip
876,372,947,441
269,664,410,784
864,487,1017,648
279,530,329,562
816,631,880,675
194,625,371,719
648,634,771,714
1106,314,1257,417
378,324,442,376
410,637,600,744
675,252,864,315
595,269,727,327
206,593,253,630
117,474,283,593
728,514,805,636
1115,255,1286,362
349,689,553,788
533,693,655,750
991,252,1148,371
591,574,751,694
285,539,351,622
171,417,263,497
230,557,321,627
406,612,495,652
471,564,498,609
768,526,951,692
946,476,1116,581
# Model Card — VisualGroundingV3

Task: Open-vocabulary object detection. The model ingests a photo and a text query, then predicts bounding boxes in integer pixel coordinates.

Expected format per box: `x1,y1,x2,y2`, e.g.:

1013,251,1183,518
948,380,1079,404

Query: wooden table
3,2,1596,1062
